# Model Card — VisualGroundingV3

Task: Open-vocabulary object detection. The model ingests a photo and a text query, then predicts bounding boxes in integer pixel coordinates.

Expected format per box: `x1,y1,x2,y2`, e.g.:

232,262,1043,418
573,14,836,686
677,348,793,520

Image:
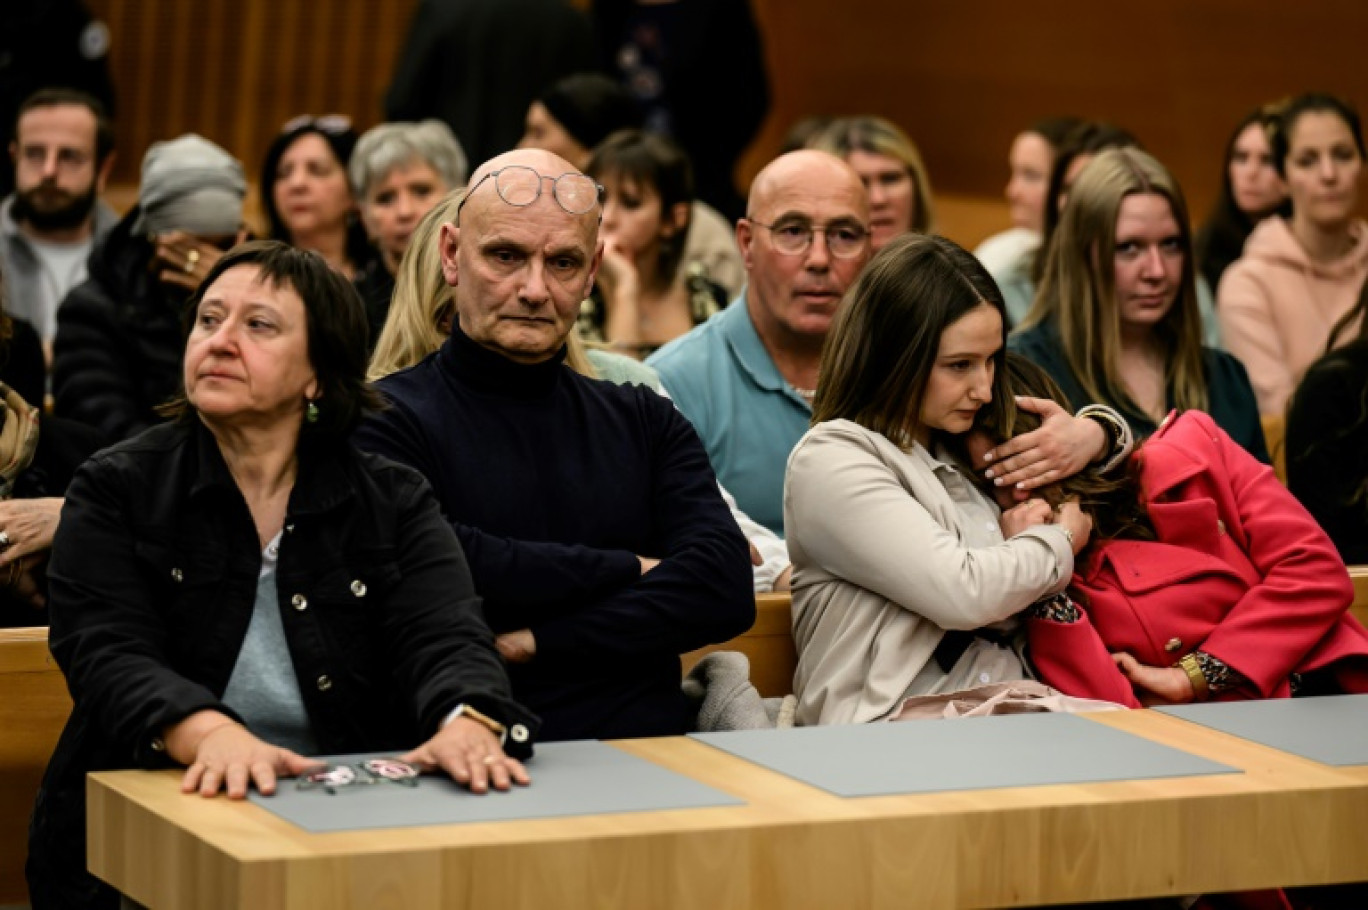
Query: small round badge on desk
297,764,368,794
362,758,420,787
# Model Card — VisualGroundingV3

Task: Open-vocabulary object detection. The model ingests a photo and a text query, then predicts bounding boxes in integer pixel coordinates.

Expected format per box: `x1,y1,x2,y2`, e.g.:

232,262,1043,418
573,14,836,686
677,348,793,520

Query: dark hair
259,118,372,268
1195,105,1289,292
967,354,1155,553
780,116,835,155
536,73,644,151
585,129,695,283
1287,333,1368,523
1329,270,1368,351
1032,121,1140,285
1025,116,1085,152
162,240,382,442
16,87,115,166
812,233,1010,445
1270,92,1366,178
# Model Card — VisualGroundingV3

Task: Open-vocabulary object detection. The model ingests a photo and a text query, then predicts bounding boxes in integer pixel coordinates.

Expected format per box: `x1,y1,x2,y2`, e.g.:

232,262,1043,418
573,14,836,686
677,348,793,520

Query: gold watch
1177,653,1210,702
449,703,507,745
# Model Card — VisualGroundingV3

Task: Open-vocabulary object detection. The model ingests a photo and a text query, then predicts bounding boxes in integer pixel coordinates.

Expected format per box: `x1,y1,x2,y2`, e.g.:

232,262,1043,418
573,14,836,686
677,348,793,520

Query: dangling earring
305,399,320,424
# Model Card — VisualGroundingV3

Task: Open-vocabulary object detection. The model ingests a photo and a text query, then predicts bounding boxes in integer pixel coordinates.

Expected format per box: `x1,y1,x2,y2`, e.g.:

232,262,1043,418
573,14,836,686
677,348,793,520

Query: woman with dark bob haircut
27,241,538,909
580,129,728,357
786,234,1133,726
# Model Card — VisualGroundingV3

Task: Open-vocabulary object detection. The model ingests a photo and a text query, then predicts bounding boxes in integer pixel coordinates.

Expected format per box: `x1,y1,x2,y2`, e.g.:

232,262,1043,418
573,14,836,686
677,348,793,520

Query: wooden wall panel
85,0,1367,234
742,0,1368,222
86,0,419,190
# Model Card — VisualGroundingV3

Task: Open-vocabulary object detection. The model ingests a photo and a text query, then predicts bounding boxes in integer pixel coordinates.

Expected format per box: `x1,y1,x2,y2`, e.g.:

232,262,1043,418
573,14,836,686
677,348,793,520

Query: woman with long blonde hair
806,116,936,252
1011,148,1267,459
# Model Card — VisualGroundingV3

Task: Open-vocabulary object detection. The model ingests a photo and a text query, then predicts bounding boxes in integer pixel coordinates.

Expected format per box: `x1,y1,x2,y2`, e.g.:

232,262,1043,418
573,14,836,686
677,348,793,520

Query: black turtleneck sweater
353,327,754,741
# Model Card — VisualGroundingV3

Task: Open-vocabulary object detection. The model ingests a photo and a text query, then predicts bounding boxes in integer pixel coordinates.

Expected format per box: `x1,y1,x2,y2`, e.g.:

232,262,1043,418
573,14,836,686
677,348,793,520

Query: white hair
349,120,468,201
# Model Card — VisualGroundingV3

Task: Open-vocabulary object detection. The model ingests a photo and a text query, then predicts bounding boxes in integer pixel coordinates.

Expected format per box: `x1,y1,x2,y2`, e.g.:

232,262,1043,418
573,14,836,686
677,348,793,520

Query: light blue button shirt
648,293,811,536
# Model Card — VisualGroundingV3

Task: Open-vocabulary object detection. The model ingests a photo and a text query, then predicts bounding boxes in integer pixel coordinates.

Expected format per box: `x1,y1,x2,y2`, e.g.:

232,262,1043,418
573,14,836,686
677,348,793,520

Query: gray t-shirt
221,532,318,756
26,235,92,342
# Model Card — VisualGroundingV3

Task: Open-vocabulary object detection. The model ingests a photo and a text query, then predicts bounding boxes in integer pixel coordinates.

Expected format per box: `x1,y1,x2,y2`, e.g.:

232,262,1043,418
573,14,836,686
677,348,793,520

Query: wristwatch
447,703,508,745
1177,653,1210,702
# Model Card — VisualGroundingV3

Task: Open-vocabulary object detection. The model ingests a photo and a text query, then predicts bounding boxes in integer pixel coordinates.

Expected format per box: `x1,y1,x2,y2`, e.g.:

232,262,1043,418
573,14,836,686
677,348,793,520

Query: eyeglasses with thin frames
456,165,603,224
747,217,870,259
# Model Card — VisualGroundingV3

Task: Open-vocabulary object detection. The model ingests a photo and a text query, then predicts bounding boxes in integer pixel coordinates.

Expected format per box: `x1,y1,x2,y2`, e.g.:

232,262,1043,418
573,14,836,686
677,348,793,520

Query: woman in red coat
966,355,1368,707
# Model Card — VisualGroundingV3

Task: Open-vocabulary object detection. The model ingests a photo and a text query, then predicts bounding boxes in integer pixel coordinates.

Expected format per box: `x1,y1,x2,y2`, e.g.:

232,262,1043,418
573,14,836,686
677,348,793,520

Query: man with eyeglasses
1,88,117,354
354,148,754,742
648,150,872,536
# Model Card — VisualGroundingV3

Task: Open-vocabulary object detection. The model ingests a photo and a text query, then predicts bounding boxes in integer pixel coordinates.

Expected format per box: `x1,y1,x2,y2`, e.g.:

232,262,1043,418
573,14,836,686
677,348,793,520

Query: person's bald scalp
460,148,597,232
747,150,868,220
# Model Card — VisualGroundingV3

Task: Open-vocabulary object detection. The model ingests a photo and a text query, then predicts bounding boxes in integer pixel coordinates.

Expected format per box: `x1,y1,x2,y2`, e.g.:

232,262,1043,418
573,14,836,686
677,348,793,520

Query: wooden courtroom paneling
82,1,1368,251
743,0,1368,239
85,0,420,197
0,627,73,904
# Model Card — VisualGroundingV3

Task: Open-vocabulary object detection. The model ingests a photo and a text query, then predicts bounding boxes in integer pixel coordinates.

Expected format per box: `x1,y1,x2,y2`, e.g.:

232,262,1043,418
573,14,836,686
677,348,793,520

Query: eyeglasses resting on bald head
456,165,603,225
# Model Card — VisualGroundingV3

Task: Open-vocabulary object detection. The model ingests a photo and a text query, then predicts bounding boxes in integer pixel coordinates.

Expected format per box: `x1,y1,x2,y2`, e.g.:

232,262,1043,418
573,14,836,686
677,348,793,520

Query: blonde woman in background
1011,148,1267,460
807,116,936,252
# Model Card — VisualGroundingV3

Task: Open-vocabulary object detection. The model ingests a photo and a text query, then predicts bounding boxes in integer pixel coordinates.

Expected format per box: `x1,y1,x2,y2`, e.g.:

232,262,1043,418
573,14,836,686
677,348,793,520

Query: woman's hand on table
982,397,1108,492
403,716,530,794
169,710,320,799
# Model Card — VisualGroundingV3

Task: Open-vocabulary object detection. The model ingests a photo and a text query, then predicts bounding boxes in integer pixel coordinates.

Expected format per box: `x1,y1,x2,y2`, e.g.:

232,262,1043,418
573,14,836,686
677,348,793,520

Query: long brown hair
962,354,1155,554
813,233,1010,446
1018,148,1209,417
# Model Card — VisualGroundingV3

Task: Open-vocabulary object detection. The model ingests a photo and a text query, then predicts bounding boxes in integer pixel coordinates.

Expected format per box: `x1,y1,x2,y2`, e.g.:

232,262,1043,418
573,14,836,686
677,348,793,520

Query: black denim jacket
28,420,537,909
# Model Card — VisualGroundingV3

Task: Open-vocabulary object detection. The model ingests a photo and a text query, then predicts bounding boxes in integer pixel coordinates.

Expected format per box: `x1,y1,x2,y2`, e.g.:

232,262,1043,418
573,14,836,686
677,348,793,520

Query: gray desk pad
247,740,743,833
1157,693,1368,766
691,712,1237,797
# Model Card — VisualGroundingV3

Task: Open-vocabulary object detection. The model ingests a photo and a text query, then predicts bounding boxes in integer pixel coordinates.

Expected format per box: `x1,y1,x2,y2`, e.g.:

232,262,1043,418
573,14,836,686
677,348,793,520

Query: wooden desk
89,709,1368,909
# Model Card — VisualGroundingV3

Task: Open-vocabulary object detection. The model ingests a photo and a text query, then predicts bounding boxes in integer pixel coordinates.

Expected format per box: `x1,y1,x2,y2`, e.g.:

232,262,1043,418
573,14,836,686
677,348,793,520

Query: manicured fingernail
993,477,1003,486
982,452,994,462
984,469,995,479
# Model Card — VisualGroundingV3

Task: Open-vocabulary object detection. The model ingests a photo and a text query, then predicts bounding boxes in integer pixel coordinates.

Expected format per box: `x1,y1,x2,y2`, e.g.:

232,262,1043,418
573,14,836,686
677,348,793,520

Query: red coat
1030,410,1368,707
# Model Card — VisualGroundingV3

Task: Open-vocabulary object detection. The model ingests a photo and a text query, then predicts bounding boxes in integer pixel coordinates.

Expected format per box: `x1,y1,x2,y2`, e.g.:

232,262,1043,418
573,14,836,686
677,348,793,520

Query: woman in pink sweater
1218,93,1367,416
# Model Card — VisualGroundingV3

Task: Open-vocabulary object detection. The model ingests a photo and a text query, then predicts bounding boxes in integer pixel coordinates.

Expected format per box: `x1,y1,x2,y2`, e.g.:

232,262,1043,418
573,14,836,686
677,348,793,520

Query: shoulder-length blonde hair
1017,148,1208,415
812,233,1011,446
808,116,936,234
367,188,597,380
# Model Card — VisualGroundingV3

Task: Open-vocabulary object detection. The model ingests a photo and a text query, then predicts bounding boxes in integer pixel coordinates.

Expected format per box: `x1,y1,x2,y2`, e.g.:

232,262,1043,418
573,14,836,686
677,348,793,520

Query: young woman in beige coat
787,234,1124,726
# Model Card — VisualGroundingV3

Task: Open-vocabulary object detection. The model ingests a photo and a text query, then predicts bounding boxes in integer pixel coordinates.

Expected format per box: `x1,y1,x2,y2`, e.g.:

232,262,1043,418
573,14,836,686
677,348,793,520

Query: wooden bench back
1351,566,1368,630
0,627,71,904
683,593,795,698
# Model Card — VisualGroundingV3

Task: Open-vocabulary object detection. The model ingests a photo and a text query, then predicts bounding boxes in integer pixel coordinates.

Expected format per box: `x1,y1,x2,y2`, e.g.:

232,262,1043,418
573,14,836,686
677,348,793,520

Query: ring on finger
0,531,11,550
184,248,200,273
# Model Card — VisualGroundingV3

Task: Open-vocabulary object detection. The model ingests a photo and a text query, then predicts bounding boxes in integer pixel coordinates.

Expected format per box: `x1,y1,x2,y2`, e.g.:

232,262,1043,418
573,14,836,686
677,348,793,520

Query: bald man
354,149,753,741
648,151,873,535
